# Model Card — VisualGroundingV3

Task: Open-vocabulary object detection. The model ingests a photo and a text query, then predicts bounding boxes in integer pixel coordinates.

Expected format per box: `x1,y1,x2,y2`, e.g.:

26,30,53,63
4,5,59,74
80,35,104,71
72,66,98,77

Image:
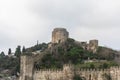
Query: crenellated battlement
35,67,111,72
33,64,120,80
35,68,63,72
34,64,119,72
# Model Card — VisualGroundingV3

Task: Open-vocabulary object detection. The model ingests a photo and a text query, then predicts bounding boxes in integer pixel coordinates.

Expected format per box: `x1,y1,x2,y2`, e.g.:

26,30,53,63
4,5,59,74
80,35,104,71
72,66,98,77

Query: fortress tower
87,40,98,53
52,28,69,43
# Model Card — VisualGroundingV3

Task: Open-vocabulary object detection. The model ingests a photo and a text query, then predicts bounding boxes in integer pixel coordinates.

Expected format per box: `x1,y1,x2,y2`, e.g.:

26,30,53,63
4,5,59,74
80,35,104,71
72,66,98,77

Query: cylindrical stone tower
52,28,69,43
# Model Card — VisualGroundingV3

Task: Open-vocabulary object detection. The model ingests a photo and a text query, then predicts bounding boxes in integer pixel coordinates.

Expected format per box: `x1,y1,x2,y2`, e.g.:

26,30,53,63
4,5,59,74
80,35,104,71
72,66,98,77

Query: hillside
0,39,119,80
32,38,119,69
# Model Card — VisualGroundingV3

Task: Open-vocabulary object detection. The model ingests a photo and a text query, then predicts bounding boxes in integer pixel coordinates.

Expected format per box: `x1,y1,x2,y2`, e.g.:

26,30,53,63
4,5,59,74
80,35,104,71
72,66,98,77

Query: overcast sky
0,0,120,54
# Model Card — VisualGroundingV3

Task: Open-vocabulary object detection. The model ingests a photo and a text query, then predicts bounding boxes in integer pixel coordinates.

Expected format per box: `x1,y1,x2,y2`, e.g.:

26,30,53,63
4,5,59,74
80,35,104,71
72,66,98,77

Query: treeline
26,43,48,52
0,45,25,76
0,42,48,76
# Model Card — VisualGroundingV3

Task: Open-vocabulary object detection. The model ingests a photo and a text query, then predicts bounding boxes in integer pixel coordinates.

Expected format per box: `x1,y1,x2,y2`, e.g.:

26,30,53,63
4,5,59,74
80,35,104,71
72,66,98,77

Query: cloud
29,0,120,27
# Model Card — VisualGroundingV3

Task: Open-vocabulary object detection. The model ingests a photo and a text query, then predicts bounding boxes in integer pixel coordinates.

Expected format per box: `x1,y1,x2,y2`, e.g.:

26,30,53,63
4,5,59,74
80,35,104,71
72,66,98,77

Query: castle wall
76,69,109,80
110,67,120,80
34,70,64,80
19,56,120,80
32,66,120,80
19,56,34,80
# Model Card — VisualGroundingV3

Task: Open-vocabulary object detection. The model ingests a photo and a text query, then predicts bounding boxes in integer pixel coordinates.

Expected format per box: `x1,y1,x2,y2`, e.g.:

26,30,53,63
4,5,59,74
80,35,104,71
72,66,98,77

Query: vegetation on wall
73,75,83,80
75,61,118,69
102,73,112,80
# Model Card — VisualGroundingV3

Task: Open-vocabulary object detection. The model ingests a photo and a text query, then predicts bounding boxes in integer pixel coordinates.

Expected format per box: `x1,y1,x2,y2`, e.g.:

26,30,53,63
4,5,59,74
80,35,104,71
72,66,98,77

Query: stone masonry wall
52,28,69,43
19,56,120,80
33,65,120,80
19,56,34,80
87,40,98,53
79,40,98,53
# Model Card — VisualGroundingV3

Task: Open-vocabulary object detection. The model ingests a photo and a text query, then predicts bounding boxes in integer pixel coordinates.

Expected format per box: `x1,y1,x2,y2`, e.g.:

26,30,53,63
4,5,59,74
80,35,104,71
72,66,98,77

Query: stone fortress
51,28,98,53
19,28,120,80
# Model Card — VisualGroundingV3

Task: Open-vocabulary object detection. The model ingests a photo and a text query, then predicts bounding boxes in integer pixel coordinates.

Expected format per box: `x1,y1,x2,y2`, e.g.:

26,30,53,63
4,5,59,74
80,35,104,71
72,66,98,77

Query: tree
8,48,12,55
0,51,5,58
15,46,21,57
73,74,83,80
22,46,26,53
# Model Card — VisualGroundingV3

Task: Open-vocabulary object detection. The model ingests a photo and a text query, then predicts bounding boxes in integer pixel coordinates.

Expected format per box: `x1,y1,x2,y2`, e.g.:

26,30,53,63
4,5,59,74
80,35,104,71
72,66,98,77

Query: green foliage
0,38,118,77
14,46,21,57
75,61,118,69
0,46,22,76
0,56,19,75
22,46,26,53
0,52,5,58
34,38,101,69
73,75,83,80
64,47,84,64
8,48,12,55
26,43,48,52
33,38,119,69
97,46,116,60
34,54,62,69
102,73,112,80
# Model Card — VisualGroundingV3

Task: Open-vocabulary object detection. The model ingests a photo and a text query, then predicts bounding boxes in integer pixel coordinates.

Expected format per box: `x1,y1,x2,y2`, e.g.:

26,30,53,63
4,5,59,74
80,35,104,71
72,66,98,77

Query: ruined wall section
19,56,34,80
87,40,98,53
52,28,69,43
79,40,98,53
79,42,87,50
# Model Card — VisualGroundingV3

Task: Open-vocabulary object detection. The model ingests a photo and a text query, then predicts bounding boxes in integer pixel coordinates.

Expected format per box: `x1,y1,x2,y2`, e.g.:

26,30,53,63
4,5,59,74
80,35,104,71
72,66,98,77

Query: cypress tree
8,48,12,55
15,46,21,57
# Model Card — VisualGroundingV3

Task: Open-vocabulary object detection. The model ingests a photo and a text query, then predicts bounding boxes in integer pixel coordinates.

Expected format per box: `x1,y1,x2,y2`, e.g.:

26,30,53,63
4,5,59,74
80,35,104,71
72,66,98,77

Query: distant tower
87,40,98,53
52,28,69,43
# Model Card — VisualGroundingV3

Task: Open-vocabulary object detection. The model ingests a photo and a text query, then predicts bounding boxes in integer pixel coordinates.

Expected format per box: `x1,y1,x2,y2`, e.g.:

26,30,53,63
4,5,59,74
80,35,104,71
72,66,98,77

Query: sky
0,0,120,54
